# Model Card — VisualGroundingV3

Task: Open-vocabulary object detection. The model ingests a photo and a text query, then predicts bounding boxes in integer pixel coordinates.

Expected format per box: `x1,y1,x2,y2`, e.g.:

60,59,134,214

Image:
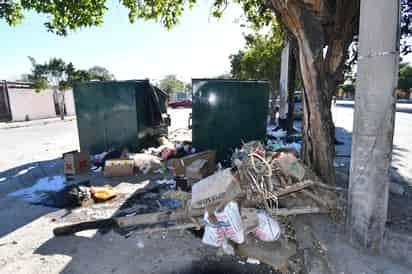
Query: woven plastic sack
214,201,245,244
202,211,224,247
254,212,281,242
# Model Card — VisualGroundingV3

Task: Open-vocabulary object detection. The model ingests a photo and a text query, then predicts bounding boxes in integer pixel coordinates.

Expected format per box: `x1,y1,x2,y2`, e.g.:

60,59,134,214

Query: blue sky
0,1,245,83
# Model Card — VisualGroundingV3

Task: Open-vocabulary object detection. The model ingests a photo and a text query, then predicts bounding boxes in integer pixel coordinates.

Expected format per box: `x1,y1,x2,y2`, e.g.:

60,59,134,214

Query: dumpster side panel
74,81,139,154
192,80,269,160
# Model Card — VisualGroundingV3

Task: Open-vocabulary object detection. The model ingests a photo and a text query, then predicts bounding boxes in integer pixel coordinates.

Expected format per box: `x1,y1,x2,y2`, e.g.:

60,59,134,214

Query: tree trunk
269,1,359,185
58,90,65,120
299,47,336,185
286,50,297,136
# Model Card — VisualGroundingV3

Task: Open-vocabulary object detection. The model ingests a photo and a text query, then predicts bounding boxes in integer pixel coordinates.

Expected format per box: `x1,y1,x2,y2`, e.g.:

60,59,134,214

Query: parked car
168,99,192,108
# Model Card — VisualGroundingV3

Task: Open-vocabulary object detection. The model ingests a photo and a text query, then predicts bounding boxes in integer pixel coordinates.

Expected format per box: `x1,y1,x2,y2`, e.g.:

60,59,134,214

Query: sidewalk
0,116,76,130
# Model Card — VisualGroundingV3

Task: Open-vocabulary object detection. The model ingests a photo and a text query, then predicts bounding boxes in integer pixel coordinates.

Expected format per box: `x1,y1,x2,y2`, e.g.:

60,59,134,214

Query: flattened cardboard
104,159,135,178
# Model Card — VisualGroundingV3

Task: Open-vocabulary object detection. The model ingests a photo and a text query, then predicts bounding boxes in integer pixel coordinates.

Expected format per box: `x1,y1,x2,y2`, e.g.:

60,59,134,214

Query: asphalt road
0,105,411,184
334,102,412,183
0,108,192,172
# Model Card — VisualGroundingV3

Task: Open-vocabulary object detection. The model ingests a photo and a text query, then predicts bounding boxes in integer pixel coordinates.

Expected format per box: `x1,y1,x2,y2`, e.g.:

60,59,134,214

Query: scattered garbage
52,138,338,270
214,201,245,244
63,151,90,175
8,175,66,203
104,159,135,177
254,212,281,242
136,240,145,249
246,258,261,265
128,153,162,174
90,184,118,202
202,211,224,247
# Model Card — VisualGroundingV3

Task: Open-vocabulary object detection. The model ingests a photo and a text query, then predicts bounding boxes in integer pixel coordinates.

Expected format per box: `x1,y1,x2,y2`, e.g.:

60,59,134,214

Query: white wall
8,88,57,121
65,89,76,116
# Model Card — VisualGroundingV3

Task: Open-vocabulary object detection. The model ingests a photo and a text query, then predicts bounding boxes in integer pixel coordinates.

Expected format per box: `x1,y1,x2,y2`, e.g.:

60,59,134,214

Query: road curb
0,116,76,130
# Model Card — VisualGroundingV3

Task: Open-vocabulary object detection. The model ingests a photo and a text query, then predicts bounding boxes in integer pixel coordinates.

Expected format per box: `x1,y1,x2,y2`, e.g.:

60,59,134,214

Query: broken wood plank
271,207,327,216
53,208,204,236
274,180,314,197
115,210,189,227
301,189,331,209
129,222,200,235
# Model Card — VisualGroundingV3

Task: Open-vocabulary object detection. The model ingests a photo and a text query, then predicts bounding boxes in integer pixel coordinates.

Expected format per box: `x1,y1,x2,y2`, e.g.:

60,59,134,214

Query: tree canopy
398,62,412,90
28,57,115,92
158,74,184,94
229,25,283,91
88,66,116,81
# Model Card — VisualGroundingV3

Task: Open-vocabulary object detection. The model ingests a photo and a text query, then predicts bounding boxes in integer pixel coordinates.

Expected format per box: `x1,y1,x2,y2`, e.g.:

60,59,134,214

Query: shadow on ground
32,173,278,274
335,126,412,234
0,158,64,238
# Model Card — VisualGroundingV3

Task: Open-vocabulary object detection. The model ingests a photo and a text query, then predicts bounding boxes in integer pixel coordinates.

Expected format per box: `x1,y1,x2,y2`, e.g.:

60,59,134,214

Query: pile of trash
54,140,336,268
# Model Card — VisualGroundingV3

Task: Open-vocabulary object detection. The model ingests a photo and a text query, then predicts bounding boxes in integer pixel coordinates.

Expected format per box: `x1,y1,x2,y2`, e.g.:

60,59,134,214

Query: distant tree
398,63,412,90
158,75,184,94
27,57,111,120
27,57,72,120
229,22,283,92
88,66,115,81
184,82,192,92
216,73,232,79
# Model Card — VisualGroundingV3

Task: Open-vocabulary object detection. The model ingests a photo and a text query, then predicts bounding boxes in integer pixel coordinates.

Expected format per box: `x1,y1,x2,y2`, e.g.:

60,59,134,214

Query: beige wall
8,88,57,121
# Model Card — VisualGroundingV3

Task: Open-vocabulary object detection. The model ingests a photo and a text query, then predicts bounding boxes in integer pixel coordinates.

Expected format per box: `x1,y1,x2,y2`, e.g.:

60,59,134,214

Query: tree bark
58,90,65,120
299,47,336,185
269,0,359,185
286,47,297,136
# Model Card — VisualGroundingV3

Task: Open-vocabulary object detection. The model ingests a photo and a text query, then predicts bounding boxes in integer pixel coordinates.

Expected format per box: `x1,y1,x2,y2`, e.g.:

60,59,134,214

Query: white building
0,81,75,122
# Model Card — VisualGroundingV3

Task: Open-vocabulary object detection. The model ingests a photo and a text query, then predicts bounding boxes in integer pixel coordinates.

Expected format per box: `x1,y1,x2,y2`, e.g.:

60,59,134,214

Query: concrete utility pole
278,42,290,129
347,0,400,252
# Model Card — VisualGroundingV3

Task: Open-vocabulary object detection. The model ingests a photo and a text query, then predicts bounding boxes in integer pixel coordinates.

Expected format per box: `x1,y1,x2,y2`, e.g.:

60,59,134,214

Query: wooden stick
301,189,330,208
271,206,327,216
274,180,314,197
130,223,199,235
313,181,345,191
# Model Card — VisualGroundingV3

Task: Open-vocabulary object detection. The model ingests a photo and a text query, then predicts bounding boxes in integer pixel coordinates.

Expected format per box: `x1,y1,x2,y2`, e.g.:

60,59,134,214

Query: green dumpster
192,79,270,161
73,80,169,154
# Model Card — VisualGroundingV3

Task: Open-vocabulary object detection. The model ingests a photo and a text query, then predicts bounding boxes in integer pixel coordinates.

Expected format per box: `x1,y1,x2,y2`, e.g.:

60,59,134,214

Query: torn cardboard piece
63,151,90,175
104,159,135,177
191,168,241,209
186,159,209,180
276,152,305,180
168,150,216,177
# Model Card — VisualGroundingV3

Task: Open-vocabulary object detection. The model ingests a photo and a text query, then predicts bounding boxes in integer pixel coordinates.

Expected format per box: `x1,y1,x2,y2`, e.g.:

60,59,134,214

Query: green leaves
0,0,273,34
398,63,412,90
229,21,283,91
27,57,115,91
158,74,184,94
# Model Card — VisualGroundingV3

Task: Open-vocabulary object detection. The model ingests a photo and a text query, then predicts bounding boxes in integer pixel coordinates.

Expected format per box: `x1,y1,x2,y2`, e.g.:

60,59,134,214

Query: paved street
0,108,192,173
1,105,411,182
0,119,79,172
334,101,412,184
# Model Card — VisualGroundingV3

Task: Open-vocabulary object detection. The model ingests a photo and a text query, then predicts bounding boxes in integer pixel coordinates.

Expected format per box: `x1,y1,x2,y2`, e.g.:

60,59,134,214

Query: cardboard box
185,159,209,180
63,151,90,175
191,168,241,209
168,150,216,177
104,159,135,178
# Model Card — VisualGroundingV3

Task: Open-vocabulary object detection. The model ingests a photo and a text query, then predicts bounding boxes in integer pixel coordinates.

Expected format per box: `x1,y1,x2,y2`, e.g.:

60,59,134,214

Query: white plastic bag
221,238,235,255
254,212,281,242
202,211,224,247
215,201,245,244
